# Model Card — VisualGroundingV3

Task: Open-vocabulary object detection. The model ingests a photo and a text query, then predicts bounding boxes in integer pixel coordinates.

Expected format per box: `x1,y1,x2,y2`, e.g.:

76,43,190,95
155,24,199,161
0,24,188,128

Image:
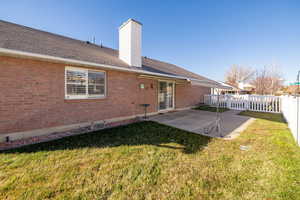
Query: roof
0,20,217,85
238,82,255,90
217,82,238,90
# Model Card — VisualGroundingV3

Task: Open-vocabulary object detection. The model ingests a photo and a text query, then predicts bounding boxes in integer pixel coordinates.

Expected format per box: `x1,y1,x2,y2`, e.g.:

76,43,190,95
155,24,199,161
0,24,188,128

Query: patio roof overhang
190,80,232,89
138,74,187,84
138,74,227,88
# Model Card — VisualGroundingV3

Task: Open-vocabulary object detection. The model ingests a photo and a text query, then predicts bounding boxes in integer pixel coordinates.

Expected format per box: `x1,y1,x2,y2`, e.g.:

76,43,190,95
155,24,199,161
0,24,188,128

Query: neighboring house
211,81,256,95
238,82,255,94
0,19,221,141
282,85,298,95
211,81,239,95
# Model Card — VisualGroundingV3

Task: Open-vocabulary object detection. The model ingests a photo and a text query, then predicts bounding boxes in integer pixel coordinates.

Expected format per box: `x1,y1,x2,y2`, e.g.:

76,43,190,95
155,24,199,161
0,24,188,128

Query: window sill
64,96,106,101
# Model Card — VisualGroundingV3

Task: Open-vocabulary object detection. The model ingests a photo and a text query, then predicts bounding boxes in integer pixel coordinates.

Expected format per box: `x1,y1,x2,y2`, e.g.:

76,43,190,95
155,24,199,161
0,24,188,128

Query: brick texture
0,56,210,134
175,82,211,108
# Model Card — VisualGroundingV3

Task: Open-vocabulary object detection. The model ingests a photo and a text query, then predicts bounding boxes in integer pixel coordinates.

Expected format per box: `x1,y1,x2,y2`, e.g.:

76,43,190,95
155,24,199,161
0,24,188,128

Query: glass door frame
158,80,175,111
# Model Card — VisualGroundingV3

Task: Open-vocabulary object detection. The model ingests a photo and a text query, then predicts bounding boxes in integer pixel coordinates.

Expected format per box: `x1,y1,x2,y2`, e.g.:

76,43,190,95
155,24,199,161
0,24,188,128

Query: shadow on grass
1,121,212,154
238,111,285,123
193,104,229,113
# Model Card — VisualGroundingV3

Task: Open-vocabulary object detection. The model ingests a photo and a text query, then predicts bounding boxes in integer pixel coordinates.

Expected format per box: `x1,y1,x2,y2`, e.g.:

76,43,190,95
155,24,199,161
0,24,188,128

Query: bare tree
225,65,254,87
252,66,284,95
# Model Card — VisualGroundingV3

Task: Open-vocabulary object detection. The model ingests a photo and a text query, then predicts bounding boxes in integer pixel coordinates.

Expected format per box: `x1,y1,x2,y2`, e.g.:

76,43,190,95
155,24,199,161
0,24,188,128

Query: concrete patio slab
150,109,254,139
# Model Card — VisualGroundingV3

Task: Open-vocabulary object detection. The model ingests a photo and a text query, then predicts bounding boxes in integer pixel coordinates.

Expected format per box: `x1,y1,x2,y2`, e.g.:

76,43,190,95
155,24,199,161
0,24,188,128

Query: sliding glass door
158,81,174,111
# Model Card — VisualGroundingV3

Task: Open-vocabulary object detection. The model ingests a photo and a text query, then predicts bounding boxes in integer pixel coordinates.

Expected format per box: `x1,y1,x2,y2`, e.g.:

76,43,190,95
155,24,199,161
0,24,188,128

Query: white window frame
65,66,106,99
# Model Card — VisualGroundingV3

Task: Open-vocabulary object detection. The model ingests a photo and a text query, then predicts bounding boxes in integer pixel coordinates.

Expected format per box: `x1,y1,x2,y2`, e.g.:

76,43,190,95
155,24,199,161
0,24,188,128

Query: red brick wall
175,82,210,108
0,56,210,134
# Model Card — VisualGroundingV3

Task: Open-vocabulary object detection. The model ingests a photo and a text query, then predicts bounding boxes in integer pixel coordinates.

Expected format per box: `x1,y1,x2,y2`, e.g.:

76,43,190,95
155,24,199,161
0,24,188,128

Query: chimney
119,19,142,67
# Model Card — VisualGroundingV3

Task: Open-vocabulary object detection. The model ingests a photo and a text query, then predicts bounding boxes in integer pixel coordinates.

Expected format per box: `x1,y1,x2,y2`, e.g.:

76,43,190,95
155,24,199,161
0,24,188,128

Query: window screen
65,67,106,99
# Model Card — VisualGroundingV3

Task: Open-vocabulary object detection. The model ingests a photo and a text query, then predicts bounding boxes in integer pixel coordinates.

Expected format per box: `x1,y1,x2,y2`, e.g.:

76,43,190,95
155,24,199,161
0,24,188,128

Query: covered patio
150,109,254,139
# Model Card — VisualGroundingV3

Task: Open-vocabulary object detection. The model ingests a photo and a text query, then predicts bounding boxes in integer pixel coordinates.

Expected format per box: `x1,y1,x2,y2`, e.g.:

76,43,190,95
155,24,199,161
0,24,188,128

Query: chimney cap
119,18,142,29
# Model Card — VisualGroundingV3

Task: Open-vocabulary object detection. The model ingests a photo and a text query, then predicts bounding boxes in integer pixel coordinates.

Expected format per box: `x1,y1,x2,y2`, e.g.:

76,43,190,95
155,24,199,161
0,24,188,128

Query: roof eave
0,47,221,88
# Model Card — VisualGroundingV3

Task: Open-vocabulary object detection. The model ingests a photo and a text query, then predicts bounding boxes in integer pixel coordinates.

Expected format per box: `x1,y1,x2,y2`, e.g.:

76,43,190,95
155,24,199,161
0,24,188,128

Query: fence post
246,95,249,110
227,95,231,109
297,96,299,146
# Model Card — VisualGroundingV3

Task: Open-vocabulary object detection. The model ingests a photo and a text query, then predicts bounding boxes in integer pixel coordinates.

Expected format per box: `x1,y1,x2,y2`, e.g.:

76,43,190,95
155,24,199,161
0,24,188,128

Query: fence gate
204,95,282,113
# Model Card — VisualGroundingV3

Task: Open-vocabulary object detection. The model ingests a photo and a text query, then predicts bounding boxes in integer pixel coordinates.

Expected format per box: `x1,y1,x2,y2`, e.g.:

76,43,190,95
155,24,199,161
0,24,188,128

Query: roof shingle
0,20,215,83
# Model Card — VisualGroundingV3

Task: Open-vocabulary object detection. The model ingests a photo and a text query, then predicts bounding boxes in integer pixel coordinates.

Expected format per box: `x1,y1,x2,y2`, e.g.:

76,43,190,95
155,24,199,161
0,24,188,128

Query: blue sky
1,0,300,83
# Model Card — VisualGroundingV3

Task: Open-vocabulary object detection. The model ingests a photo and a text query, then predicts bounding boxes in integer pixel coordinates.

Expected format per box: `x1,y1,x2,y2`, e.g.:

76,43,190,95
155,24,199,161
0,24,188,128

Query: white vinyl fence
281,96,300,146
204,94,281,113
204,94,300,145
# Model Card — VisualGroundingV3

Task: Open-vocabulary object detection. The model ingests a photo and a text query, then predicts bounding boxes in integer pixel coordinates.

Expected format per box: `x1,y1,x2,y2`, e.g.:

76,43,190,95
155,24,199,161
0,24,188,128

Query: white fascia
0,47,221,88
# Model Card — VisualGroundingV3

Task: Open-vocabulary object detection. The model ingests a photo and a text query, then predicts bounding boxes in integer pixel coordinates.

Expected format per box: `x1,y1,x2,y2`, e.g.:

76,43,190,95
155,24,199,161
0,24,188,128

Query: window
65,67,106,99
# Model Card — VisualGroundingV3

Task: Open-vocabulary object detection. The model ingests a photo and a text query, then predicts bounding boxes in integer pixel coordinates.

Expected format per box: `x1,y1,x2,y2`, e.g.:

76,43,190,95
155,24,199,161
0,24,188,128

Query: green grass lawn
194,104,229,112
1,112,300,200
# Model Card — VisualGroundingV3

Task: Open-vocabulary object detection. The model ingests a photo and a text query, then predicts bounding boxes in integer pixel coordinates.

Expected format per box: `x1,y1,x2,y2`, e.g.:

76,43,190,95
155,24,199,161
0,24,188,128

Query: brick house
0,19,221,142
